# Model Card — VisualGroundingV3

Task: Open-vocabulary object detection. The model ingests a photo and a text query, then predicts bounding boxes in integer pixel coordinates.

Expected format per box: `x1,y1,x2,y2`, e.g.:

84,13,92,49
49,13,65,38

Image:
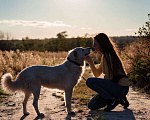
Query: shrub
121,19,150,92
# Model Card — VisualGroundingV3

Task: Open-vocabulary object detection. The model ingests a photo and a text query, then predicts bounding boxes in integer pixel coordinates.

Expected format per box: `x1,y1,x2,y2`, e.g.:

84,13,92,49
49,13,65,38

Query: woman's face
93,39,102,53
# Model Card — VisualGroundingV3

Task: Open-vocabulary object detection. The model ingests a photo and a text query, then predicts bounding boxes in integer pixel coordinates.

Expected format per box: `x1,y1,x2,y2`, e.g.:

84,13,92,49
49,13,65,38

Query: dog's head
68,47,91,66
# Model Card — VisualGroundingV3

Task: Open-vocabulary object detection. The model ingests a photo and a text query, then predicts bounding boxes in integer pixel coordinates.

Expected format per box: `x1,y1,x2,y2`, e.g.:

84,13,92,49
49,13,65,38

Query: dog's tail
1,73,21,93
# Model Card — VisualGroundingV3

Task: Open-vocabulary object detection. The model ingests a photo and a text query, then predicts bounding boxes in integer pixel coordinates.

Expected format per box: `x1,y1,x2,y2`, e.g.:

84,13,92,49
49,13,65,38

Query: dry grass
0,50,68,78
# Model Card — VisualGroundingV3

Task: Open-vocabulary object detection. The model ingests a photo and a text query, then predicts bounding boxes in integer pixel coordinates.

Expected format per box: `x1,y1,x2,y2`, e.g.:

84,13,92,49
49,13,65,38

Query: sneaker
120,96,129,109
104,99,120,112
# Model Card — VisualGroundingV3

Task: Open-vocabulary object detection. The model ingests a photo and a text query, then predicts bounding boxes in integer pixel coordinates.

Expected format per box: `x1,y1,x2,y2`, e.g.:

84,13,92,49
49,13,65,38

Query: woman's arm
85,55,103,77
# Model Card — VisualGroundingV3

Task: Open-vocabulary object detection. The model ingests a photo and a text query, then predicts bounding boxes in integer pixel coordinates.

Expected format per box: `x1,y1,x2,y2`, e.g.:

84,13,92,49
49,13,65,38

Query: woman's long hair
94,33,126,76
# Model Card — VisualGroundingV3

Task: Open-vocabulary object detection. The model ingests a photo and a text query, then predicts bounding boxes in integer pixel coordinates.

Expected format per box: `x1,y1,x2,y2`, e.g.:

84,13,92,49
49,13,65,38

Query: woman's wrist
88,60,94,65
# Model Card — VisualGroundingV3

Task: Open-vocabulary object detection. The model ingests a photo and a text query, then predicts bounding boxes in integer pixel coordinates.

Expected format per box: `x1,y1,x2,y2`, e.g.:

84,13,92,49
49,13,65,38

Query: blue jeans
86,77,129,110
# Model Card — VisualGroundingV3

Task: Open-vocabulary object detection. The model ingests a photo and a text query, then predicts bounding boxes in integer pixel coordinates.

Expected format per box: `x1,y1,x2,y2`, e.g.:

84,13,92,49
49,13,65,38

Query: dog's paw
68,110,76,115
24,112,30,115
38,113,45,116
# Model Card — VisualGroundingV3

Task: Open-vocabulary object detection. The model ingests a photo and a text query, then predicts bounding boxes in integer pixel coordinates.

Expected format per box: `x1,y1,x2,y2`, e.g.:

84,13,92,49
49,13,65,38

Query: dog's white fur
1,47,90,116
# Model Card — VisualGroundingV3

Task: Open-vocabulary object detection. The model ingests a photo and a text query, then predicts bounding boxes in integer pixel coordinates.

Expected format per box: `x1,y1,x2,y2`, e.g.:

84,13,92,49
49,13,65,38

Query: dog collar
67,57,81,66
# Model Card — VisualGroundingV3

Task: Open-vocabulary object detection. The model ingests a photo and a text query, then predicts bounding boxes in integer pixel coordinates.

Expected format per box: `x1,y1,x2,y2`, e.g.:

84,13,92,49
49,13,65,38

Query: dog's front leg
65,88,75,115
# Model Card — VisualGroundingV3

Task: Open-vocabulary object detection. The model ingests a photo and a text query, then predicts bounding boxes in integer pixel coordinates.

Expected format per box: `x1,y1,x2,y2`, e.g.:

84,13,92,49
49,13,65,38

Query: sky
0,0,150,39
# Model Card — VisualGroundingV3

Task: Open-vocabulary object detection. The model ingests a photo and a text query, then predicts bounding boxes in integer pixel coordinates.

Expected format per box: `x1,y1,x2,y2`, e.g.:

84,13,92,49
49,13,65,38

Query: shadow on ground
88,109,136,120
20,114,45,120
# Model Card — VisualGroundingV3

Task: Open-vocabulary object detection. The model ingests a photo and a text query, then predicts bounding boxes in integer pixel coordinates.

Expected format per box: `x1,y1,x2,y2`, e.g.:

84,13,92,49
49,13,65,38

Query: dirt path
0,82,150,120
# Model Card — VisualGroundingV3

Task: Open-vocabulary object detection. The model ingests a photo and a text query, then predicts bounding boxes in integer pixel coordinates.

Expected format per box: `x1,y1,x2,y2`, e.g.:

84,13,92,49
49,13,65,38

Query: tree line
0,36,135,52
0,37,93,52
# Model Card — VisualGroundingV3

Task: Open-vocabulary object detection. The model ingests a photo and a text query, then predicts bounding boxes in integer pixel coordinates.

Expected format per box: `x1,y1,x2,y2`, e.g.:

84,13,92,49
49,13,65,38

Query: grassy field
1,40,149,102
0,50,67,77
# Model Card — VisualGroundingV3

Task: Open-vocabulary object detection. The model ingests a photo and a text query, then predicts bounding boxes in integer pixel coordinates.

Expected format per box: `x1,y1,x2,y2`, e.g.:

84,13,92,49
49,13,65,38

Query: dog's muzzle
85,47,91,56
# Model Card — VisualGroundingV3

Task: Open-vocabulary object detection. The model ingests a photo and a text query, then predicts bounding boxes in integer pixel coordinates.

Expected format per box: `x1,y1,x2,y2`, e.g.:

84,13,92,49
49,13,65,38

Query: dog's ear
74,51,77,58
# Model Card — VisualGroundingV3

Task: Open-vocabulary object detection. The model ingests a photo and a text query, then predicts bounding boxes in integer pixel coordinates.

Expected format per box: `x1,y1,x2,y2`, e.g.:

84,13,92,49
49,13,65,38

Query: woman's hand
85,55,102,77
85,55,93,63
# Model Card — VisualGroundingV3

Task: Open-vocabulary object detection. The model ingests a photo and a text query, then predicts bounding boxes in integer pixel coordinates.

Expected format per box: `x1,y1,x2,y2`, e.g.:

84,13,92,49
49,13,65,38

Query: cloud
0,20,71,27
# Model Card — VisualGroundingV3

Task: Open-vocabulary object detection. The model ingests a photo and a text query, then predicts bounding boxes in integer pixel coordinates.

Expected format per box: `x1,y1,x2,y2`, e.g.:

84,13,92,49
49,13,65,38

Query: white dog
1,47,90,116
